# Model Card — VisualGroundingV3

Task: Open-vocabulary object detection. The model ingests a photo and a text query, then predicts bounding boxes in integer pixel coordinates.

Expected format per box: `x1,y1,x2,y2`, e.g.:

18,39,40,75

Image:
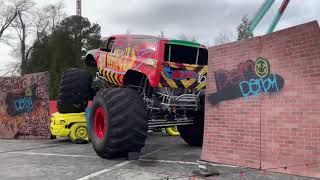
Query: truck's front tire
89,88,148,159
57,68,94,113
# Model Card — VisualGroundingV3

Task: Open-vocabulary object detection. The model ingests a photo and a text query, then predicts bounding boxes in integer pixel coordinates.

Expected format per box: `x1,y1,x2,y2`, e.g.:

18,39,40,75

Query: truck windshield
164,44,208,65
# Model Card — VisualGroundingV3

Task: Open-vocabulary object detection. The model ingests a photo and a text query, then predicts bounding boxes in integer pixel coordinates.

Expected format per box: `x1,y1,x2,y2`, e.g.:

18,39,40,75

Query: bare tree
33,2,65,40
0,62,20,88
33,10,49,40
43,2,65,32
0,62,20,78
0,1,65,77
0,1,16,40
214,31,235,45
0,0,30,44
11,0,34,73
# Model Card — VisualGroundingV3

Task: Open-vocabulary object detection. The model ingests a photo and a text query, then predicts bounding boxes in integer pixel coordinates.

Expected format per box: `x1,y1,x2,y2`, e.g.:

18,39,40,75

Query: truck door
98,37,130,86
97,37,115,72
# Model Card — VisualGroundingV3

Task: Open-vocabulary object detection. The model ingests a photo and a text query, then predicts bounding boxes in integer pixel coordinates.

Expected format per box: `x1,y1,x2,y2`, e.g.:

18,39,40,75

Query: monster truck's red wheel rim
94,107,107,139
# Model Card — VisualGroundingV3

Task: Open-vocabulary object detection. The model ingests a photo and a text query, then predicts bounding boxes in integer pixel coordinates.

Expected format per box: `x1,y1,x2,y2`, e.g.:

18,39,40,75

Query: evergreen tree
24,15,102,99
237,15,254,40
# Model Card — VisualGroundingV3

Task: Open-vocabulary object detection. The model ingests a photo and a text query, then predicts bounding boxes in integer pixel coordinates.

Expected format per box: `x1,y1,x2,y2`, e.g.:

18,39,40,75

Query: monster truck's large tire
89,88,148,159
177,95,205,147
57,68,94,113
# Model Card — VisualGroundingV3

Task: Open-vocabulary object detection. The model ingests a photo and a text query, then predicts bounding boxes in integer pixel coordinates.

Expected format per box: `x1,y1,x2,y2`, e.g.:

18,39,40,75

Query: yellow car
50,112,88,142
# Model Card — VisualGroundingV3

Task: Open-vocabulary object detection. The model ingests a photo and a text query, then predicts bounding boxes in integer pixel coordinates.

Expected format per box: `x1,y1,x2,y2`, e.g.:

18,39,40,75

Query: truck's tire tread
57,68,93,113
89,88,148,159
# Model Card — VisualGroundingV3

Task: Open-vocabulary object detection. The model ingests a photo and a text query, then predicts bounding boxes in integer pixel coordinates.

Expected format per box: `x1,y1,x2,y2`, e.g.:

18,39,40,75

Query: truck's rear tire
57,68,94,113
177,109,204,147
89,88,148,159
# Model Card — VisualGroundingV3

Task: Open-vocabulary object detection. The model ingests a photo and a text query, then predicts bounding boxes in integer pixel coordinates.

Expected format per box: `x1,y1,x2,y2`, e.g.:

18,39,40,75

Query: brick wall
0,72,50,139
201,21,320,178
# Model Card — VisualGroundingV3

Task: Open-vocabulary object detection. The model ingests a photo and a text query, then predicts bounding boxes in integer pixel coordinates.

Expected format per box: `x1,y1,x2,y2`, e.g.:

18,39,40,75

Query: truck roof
108,34,207,48
111,34,161,40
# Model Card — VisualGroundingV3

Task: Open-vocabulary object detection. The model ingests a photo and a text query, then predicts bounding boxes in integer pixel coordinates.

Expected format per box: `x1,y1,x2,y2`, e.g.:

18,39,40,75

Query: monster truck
57,35,208,159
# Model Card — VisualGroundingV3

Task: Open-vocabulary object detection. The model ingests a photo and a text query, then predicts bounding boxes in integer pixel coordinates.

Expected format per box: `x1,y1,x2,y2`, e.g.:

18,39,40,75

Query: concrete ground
0,132,317,180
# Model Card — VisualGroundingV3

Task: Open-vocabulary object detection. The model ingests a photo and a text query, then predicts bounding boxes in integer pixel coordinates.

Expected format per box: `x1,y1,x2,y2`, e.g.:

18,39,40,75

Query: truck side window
100,38,115,52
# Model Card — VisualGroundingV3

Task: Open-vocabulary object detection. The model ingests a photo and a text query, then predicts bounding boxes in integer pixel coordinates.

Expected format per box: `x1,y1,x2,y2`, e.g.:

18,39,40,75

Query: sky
0,0,319,73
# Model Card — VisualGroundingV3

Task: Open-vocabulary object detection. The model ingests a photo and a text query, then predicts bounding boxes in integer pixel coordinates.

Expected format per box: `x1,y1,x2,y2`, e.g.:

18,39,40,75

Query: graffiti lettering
14,96,33,114
5,82,40,117
209,58,284,105
0,78,28,92
214,60,256,91
239,74,281,97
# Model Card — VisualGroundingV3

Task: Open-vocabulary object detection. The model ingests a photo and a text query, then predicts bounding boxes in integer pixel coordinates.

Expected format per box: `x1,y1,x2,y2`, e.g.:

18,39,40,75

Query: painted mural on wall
208,57,284,105
0,72,50,139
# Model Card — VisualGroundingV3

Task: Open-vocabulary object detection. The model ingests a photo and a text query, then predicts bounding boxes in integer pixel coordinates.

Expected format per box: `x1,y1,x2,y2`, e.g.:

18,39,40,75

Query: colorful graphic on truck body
95,35,208,90
159,62,208,90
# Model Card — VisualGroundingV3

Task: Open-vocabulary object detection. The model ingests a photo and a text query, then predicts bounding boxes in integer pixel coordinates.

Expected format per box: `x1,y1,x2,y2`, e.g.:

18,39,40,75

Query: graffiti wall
0,72,50,139
202,21,320,178
209,57,284,105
